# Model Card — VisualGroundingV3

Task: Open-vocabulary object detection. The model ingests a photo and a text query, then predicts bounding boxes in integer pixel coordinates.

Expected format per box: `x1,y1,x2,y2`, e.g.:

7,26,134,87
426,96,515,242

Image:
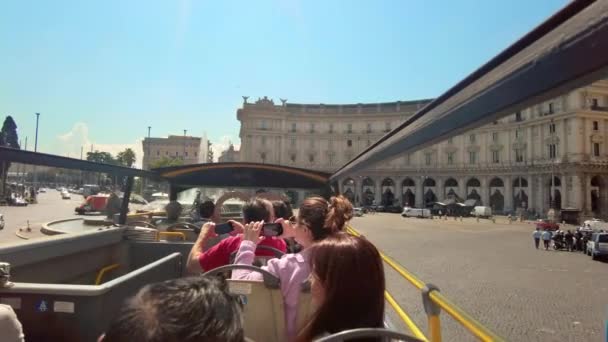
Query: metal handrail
347,225,504,342
94,263,120,285
385,290,428,341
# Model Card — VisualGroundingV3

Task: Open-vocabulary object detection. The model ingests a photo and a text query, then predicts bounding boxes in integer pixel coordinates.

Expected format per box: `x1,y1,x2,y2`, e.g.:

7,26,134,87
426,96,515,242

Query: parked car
38,188,47,193
401,207,432,218
535,219,559,231
61,191,71,200
385,205,404,213
583,218,606,231
0,213,4,230
353,207,364,217
471,206,492,218
586,233,608,260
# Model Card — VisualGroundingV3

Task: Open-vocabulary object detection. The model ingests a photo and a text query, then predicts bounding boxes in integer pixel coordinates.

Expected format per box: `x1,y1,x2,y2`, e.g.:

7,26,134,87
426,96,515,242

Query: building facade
142,135,203,170
238,81,608,218
218,143,240,162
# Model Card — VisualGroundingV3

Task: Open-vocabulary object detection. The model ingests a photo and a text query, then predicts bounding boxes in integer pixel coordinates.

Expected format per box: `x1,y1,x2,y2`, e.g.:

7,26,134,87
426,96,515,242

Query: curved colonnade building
237,80,608,218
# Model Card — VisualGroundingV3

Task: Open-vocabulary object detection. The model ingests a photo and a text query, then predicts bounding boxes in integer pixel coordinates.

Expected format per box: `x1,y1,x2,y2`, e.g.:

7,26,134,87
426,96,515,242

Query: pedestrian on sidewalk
541,229,553,250
532,228,542,249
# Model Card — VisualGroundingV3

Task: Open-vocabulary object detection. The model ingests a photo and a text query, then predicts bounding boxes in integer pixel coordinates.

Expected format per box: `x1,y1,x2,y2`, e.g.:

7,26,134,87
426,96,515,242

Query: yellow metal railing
156,231,186,241
95,263,120,285
385,290,428,341
347,225,504,342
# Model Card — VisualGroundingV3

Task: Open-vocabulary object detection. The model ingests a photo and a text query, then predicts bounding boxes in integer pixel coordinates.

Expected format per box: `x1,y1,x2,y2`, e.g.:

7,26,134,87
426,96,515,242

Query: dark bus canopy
331,0,608,180
154,162,331,191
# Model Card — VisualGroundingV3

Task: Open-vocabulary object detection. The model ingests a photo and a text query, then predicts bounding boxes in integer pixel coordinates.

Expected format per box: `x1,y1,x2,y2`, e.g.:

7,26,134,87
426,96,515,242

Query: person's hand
228,220,245,234
199,222,218,240
243,221,263,244
276,217,296,239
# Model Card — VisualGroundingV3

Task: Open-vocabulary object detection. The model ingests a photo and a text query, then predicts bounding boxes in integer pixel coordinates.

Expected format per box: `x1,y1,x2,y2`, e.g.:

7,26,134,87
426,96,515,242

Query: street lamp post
33,113,40,193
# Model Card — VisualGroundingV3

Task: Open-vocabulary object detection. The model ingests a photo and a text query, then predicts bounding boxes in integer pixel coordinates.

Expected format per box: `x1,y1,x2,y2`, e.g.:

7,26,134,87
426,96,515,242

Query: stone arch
513,177,529,209
361,177,375,206
381,177,396,206
342,178,356,203
402,178,416,207
590,176,603,215
445,178,458,187
402,178,415,187
466,177,482,205
423,178,436,187
489,177,505,213
489,177,504,187
213,191,250,221
424,189,437,208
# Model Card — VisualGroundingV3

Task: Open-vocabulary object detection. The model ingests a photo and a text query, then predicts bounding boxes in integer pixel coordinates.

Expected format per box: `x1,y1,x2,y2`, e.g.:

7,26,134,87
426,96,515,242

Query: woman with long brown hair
297,233,385,341
232,195,353,341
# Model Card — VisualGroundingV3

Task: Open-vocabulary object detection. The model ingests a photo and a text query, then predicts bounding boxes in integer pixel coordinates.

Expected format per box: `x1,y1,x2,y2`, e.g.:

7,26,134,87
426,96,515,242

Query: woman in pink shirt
232,195,353,341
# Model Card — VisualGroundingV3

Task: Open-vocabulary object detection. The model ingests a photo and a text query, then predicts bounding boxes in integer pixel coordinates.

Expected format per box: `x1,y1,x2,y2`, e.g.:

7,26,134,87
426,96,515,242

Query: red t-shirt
198,235,287,272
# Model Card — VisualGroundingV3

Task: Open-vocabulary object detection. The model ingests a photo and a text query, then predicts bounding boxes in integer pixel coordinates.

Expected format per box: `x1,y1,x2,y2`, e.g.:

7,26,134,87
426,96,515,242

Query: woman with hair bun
232,195,353,341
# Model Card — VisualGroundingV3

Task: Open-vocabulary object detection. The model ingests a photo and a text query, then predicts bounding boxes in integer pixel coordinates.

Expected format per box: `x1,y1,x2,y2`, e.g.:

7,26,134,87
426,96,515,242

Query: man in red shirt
186,198,287,273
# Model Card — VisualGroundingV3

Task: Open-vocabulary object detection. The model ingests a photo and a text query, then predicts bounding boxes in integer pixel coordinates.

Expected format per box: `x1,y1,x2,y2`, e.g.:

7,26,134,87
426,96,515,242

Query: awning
155,162,331,190
331,0,608,180
464,199,478,207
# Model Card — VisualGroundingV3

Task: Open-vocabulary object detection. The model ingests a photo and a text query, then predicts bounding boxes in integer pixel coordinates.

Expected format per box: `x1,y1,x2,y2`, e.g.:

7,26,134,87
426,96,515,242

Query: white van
401,207,431,218
471,206,492,218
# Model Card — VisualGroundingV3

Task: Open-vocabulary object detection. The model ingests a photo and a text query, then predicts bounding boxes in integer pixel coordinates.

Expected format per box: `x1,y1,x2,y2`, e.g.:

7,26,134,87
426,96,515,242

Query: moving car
535,219,559,231
586,233,608,260
401,207,431,218
61,190,71,200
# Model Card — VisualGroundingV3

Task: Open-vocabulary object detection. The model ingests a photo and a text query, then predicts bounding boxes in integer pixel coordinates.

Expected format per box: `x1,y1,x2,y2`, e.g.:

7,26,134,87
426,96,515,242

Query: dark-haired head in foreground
101,276,244,342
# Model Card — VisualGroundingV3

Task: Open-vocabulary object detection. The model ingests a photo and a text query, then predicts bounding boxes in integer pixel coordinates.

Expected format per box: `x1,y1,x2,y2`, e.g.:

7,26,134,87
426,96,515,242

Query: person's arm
186,222,218,274
232,221,270,281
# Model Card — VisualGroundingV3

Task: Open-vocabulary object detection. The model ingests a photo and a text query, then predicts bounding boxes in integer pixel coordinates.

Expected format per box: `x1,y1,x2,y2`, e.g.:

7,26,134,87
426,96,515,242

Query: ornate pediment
590,133,604,143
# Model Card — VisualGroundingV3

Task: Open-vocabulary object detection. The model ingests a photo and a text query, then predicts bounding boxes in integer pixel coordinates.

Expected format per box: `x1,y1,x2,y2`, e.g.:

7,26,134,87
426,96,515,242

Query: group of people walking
532,227,594,252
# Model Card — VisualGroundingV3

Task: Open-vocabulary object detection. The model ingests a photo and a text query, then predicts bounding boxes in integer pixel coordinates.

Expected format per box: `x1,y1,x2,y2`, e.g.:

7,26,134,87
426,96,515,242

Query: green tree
116,148,136,167
149,156,184,169
0,116,20,149
1,116,20,195
86,151,118,165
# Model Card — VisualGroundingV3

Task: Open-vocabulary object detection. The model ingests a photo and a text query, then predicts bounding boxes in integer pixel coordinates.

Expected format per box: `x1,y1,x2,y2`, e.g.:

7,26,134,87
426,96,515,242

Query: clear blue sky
0,0,567,163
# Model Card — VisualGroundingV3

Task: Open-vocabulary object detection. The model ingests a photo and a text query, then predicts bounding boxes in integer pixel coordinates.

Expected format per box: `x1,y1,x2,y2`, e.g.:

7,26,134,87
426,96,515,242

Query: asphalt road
0,191,84,245
351,213,608,342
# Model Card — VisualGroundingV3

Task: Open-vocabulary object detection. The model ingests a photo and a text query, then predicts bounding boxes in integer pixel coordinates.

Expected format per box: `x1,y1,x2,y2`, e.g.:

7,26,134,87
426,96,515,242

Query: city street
0,191,83,245
1,199,607,341
351,214,608,342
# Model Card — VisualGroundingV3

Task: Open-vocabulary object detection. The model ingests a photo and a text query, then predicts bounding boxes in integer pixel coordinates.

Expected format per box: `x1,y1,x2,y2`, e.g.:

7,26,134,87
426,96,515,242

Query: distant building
218,144,240,163
237,80,608,219
142,135,203,170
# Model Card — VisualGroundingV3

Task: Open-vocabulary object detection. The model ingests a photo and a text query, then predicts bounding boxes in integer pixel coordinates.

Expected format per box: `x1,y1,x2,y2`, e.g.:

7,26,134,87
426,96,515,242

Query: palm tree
117,148,136,167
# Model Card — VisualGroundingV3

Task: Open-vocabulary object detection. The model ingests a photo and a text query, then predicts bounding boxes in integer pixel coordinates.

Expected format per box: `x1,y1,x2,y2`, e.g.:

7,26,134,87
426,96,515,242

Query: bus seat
229,245,285,266
313,328,424,342
296,280,314,332
204,265,285,342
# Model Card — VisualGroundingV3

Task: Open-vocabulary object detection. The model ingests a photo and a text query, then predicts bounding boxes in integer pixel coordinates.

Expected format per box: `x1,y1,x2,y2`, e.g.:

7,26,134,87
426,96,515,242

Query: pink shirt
232,240,311,342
